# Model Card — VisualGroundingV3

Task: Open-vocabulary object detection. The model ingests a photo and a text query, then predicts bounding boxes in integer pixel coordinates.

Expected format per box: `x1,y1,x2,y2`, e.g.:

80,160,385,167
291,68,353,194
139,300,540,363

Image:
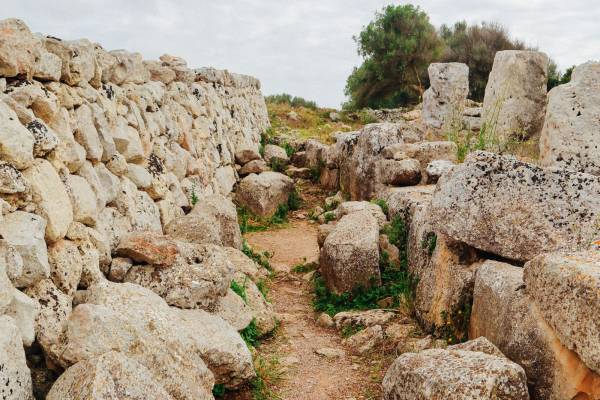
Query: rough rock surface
124,242,233,310
0,315,34,400
46,351,173,400
540,62,600,175
524,251,600,374
422,63,469,129
116,231,178,266
470,260,600,400
482,50,548,140
236,172,294,217
382,348,529,400
320,211,380,294
430,151,600,262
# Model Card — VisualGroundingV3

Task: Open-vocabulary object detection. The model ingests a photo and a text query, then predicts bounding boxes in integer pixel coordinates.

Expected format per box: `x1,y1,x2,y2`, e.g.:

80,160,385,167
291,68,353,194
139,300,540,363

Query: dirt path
244,218,382,400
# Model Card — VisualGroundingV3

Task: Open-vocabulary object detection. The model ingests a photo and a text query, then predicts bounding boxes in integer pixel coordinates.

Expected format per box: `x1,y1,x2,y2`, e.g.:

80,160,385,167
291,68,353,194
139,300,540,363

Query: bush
323,212,336,223
231,278,248,303
265,93,318,110
240,319,261,348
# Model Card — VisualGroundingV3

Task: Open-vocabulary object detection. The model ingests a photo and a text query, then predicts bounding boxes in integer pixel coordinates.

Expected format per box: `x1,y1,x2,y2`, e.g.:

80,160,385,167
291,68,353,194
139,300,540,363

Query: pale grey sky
3,1,598,108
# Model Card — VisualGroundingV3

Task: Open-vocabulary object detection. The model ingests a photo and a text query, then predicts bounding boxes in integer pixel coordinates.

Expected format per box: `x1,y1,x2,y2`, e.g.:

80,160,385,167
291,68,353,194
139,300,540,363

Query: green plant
282,142,296,158
323,212,336,223
238,207,269,234
291,261,317,273
265,93,318,110
190,185,199,206
212,384,226,397
256,278,270,302
287,189,301,211
270,203,289,225
371,199,389,217
242,240,273,272
308,160,325,183
250,354,284,400
269,157,286,173
341,324,365,338
421,232,437,256
358,110,378,125
438,300,472,345
240,319,261,348
231,278,248,303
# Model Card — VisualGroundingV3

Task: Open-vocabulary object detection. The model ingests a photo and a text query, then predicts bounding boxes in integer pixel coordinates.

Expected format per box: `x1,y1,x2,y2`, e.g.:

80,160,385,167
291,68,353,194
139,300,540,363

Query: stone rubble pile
299,52,600,399
0,18,286,399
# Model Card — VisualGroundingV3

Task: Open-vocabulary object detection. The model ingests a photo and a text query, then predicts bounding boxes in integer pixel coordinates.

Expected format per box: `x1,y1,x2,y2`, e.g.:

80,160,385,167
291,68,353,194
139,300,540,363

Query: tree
439,21,526,101
344,4,443,110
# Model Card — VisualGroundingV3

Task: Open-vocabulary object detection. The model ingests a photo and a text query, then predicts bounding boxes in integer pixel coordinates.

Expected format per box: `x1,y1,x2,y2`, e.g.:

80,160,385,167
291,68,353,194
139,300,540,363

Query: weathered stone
22,159,73,242
239,159,269,176
425,159,454,184
236,172,294,218
25,279,71,366
58,282,215,399
0,315,34,400
224,247,268,283
448,337,505,358
422,62,469,129
0,211,50,288
188,194,242,249
0,18,40,78
482,50,548,140
430,151,600,262
212,288,254,331
64,174,98,226
234,147,261,165
316,312,334,328
126,163,152,189
107,257,132,282
343,325,383,355
264,144,289,165
334,201,387,228
0,161,28,194
25,119,59,157
124,242,233,310
73,104,103,161
114,178,162,233
108,50,150,85
44,38,97,86
333,309,396,329
540,62,600,175
47,240,83,296
116,231,178,267
470,260,600,400
0,102,35,170
320,211,380,294
46,351,173,400
524,251,600,375
382,348,529,400
376,158,421,186
5,288,38,346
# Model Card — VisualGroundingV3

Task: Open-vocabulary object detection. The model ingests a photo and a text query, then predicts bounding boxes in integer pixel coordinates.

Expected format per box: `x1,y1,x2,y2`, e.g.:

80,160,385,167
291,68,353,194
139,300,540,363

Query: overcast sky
3,1,598,108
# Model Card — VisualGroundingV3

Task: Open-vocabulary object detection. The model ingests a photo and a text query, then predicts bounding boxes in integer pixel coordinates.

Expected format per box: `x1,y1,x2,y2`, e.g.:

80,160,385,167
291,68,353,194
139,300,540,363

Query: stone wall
0,18,271,398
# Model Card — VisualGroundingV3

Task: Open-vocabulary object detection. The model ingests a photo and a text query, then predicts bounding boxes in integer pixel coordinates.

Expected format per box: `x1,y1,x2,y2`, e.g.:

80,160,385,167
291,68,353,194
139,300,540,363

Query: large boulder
0,315,34,400
422,62,469,129
46,351,173,400
540,62,600,175
0,102,35,170
189,194,242,249
482,50,548,140
263,144,289,166
0,211,50,288
0,18,40,79
470,260,600,400
124,242,234,310
382,348,529,399
382,141,457,183
430,151,600,262
22,158,73,242
338,122,421,200
524,251,600,374
236,172,294,218
319,210,380,294
58,281,250,399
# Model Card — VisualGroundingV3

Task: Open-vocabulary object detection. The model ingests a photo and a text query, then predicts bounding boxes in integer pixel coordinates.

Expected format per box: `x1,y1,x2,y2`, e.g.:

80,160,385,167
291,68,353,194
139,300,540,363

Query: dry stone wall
0,18,272,399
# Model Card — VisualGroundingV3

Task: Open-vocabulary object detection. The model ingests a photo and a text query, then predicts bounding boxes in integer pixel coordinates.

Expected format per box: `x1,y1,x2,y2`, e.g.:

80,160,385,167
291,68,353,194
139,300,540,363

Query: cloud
3,0,598,107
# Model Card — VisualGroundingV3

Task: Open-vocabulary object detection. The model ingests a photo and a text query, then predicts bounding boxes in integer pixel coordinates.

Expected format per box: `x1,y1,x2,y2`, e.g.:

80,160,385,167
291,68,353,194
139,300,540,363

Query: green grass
370,199,389,217
421,232,437,257
240,319,261,348
212,384,226,397
341,324,365,338
282,142,295,158
308,160,325,183
256,278,270,302
242,240,273,272
313,215,417,317
190,185,199,206
269,158,286,173
250,354,284,400
323,212,336,223
438,301,472,345
231,278,248,303
291,261,317,273
238,190,301,233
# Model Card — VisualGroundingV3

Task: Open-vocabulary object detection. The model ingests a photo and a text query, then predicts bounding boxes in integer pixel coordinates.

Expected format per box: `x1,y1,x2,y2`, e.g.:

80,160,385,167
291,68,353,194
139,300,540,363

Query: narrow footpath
238,185,385,400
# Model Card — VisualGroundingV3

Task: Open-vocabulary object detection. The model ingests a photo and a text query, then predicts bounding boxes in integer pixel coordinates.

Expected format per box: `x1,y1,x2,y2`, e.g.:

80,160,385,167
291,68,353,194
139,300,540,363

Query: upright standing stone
482,50,548,140
422,63,469,129
540,62,600,175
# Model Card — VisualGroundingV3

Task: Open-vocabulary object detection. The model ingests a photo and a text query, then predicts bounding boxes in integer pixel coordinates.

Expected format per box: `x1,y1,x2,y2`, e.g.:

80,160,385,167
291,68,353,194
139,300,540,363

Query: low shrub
371,198,389,217
231,278,248,303
240,319,261,348
242,240,273,272
323,212,336,223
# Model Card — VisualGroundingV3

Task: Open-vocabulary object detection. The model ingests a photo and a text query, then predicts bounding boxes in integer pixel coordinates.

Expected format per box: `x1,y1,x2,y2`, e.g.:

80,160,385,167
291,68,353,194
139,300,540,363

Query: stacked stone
0,18,276,399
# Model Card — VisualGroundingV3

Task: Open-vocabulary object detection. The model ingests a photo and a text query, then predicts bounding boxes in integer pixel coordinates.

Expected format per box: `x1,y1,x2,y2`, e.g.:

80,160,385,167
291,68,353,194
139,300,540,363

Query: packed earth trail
236,187,386,400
